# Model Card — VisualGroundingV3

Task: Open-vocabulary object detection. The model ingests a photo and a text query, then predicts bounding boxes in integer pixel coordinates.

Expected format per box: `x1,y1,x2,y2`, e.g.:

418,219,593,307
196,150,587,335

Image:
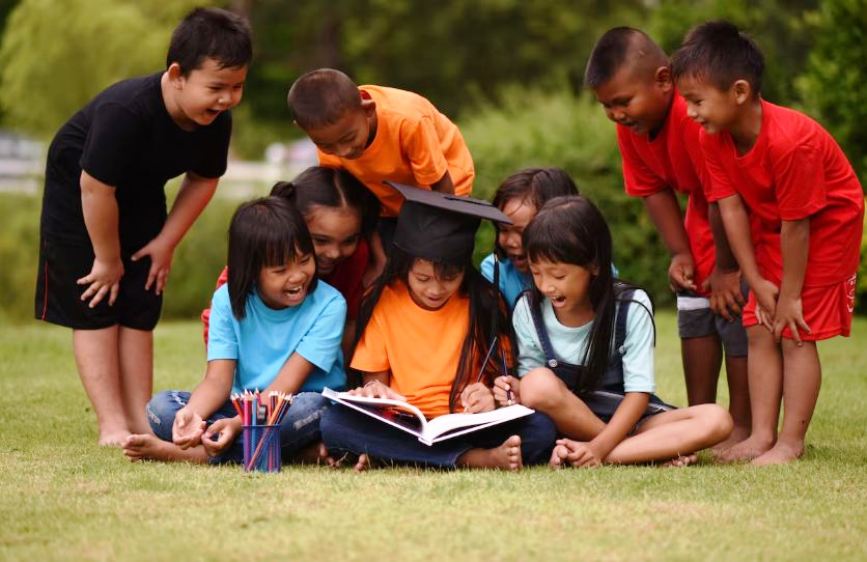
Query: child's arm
430,170,455,194
718,194,778,329
705,203,745,320
362,230,387,289
78,171,124,307
350,370,406,400
643,189,696,291
579,393,650,466
131,172,218,295
173,359,235,449
775,219,811,343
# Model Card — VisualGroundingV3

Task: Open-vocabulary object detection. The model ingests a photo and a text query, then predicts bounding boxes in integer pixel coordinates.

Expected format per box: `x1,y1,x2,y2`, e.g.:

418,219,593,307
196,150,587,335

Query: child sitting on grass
124,197,346,465
494,196,732,467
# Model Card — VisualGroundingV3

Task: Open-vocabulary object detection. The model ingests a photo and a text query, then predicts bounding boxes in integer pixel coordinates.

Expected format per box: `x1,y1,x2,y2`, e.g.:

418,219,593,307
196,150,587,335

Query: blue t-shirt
207,281,347,394
512,289,655,393
480,254,531,310
481,253,621,311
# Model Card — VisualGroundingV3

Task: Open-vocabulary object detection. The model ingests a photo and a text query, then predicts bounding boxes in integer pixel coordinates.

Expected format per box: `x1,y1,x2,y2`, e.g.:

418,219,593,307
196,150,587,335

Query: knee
519,368,569,411
698,404,734,442
145,390,185,440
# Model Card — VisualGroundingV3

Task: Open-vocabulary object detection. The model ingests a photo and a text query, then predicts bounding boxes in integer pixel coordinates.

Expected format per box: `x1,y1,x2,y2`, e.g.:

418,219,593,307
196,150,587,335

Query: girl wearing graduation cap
319,183,557,470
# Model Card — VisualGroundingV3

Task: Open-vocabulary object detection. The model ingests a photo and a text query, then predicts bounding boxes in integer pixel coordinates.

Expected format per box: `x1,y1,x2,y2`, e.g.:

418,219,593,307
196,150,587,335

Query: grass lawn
1,312,866,561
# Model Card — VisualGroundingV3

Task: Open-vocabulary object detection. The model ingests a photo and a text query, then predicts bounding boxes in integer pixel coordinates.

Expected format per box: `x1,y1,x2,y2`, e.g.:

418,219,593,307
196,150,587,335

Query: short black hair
287,68,362,130
227,197,316,320
167,7,252,75
584,27,668,88
671,21,764,95
492,167,579,258
270,167,380,238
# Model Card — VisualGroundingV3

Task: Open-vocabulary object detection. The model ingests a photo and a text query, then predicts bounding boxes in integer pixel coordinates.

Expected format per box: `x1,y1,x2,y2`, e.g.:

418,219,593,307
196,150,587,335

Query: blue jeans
146,390,332,464
320,406,557,468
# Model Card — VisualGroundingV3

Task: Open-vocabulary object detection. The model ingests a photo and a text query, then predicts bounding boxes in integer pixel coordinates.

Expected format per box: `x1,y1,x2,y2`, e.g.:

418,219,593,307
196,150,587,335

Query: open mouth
550,295,567,307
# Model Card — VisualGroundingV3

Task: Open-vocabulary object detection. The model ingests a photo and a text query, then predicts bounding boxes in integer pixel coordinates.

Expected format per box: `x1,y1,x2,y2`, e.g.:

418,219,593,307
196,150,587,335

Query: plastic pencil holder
242,424,281,473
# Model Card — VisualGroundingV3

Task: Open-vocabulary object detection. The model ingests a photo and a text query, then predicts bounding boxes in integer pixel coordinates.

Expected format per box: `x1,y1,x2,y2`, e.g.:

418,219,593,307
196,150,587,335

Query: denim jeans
146,390,332,464
320,406,557,468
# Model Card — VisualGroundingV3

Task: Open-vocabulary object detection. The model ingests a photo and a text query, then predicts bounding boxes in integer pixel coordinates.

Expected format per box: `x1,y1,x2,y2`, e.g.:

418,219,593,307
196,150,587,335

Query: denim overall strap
523,290,559,369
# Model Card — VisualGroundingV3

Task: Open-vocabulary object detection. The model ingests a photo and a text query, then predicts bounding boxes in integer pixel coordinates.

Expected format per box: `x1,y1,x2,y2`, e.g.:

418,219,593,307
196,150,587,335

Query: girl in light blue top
124,196,346,465
493,195,732,467
481,168,621,310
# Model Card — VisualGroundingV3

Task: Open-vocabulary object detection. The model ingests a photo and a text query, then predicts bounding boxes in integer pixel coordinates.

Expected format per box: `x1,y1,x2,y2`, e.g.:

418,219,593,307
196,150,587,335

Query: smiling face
593,65,672,137
529,259,596,325
496,198,537,273
256,250,316,309
676,74,742,135
165,58,247,130
406,259,465,311
305,100,376,160
305,205,362,276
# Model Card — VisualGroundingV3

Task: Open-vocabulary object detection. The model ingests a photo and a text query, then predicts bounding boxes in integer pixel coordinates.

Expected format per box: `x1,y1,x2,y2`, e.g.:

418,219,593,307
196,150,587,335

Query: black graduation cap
386,181,512,264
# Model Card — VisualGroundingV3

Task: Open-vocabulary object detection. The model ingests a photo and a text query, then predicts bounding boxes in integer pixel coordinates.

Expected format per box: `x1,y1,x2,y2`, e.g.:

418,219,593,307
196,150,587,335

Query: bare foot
716,435,774,463
122,434,208,463
293,441,336,466
711,425,751,457
457,435,522,471
99,430,131,447
661,453,698,468
353,453,370,472
751,441,804,466
549,443,569,469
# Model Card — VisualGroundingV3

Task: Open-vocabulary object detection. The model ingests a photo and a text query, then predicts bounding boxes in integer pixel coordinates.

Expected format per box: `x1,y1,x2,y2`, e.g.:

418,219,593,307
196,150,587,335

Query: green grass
1,312,866,561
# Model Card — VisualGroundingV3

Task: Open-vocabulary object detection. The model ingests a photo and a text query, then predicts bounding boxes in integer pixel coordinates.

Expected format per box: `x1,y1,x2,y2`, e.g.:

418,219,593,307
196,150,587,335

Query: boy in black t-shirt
35,7,252,446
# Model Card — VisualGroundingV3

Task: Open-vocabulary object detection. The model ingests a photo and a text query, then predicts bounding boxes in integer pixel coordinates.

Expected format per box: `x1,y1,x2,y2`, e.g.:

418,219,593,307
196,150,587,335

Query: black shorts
35,237,162,330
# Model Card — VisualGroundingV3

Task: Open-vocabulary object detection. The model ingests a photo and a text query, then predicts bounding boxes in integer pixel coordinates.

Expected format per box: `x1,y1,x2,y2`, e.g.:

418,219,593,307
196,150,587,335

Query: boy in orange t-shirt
287,69,475,279
673,22,864,466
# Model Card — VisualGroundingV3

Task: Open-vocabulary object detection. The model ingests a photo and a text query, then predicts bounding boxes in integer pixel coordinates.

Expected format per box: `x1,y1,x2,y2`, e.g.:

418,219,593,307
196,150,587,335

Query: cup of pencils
232,391,293,473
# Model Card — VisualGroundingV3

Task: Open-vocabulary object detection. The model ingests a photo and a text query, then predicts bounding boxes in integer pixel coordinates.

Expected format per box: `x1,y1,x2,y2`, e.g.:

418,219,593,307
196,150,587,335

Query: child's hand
460,383,495,413
350,380,406,401
172,407,206,449
77,257,124,307
704,268,745,321
493,376,521,406
668,253,697,292
201,417,241,457
773,294,810,345
132,235,175,295
752,278,780,331
556,438,603,468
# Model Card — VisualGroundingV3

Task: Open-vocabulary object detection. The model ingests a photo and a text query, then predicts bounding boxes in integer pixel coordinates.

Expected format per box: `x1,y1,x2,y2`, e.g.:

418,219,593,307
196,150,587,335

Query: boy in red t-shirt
286,68,475,284
585,27,750,450
673,21,864,465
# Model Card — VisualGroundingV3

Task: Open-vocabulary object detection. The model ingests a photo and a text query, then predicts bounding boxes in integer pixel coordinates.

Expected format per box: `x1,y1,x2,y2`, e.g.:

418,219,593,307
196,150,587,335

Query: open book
322,388,534,446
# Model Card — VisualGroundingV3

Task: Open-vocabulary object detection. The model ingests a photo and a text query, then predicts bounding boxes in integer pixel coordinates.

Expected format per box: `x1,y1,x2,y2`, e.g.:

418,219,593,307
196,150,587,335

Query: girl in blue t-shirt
493,195,732,467
123,196,347,465
481,168,581,310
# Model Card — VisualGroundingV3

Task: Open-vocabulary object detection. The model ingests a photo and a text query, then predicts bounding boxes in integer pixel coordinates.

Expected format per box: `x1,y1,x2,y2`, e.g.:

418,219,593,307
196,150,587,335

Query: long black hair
227,196,316,320
491,167,580,258
354,247,513,412
270,167,380,236
524,195,652,394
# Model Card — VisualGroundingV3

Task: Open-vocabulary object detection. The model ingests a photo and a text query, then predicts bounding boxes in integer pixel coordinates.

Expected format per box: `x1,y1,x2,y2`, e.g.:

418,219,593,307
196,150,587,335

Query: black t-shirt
40,72,231,251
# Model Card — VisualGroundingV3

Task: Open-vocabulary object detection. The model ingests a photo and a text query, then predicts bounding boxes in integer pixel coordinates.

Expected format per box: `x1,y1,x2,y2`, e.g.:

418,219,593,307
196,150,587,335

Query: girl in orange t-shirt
320,183,557,470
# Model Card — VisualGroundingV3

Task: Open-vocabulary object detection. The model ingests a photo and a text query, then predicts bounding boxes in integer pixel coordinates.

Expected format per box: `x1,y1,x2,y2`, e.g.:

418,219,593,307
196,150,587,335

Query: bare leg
118,327,153,435
603,404,733,465
519,368,605,440
713,354,751,452
73,327,130,446
122,434,208,463
457,436,522,471
719,326,781,462
753,341,820,466
681,334,723,404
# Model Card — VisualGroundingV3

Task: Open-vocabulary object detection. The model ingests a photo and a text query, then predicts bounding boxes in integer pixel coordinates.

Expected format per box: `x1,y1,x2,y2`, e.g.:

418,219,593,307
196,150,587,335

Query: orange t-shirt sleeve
350,309,391,374
317,149,341,169
404,116,450,187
